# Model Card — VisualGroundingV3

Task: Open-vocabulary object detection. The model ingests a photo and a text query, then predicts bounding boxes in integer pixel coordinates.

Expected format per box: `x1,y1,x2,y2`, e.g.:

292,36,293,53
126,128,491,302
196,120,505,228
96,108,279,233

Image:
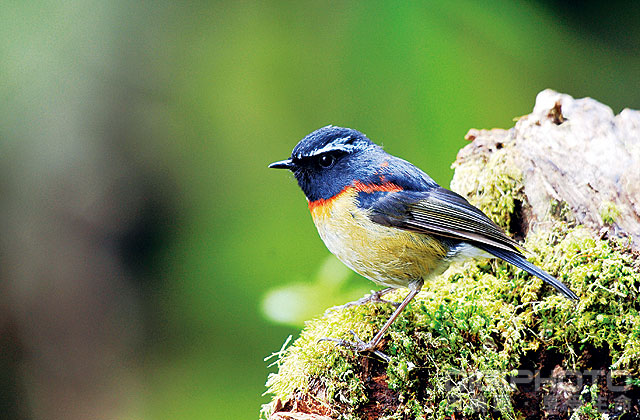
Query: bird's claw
318,330,391,362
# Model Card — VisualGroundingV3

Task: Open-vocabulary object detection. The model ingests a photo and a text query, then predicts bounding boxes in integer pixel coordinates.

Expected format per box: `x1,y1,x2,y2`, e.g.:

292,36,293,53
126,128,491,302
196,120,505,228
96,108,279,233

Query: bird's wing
367,187,523,254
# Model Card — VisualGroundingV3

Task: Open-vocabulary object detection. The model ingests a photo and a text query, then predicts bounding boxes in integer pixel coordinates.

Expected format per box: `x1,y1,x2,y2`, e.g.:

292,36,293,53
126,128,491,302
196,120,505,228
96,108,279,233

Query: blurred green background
1,1,638,419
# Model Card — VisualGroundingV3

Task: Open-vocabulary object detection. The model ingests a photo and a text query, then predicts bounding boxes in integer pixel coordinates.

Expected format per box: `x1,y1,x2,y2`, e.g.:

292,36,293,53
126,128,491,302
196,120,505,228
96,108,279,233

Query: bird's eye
318,154,335,168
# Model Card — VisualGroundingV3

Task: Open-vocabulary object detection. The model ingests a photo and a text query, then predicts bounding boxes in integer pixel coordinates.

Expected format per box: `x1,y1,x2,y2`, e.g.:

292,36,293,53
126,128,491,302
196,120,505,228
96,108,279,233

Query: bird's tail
476,245,578,300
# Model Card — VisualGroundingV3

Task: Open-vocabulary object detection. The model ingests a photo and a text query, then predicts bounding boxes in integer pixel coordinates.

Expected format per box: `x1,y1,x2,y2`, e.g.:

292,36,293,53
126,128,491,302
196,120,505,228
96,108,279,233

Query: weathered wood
455,89,640,249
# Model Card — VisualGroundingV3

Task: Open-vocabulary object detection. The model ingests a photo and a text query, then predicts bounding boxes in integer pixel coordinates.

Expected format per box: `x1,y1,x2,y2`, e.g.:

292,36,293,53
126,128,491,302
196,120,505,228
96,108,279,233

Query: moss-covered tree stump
261,91,640,420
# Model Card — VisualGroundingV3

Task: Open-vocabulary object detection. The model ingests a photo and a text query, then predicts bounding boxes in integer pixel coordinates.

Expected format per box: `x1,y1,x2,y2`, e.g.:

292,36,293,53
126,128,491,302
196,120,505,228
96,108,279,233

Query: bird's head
269,126,387,201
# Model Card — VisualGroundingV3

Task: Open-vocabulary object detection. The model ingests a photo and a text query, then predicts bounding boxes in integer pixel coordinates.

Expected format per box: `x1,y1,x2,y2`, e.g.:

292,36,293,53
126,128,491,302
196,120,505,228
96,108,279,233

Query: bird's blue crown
291,125,376,160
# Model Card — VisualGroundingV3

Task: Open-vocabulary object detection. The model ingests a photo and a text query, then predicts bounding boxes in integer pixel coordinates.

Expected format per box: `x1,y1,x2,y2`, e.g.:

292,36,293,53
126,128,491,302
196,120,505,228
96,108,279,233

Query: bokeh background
1,1,639,419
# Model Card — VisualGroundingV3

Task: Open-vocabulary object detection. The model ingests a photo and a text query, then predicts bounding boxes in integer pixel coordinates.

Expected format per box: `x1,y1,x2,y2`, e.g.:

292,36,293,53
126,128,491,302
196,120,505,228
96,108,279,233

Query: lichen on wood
261,91,640,420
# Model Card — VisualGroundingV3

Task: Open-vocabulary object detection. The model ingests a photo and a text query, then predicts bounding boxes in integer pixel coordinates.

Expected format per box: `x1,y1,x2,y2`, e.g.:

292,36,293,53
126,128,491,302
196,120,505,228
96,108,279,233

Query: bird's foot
325,288,399,315
318,330,391,362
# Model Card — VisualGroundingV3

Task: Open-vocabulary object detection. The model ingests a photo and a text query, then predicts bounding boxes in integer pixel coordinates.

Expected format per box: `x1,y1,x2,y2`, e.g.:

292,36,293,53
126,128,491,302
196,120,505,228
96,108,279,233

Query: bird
269,125,578,356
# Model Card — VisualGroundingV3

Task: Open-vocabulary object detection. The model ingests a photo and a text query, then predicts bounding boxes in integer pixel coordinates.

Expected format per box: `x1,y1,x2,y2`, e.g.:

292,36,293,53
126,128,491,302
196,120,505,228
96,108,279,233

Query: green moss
568,384,606,420
599,201,620,225
450,144,524,232
524,225,640,372
263,306,380,409
262,140,640,419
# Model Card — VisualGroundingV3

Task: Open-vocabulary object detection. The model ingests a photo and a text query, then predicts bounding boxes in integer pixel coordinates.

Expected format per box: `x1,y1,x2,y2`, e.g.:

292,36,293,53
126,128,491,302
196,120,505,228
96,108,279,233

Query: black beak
268,158,294,170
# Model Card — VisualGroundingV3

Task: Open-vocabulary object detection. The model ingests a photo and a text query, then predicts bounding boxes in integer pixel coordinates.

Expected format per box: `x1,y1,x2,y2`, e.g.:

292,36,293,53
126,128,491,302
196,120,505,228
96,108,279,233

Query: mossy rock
262,221,639,419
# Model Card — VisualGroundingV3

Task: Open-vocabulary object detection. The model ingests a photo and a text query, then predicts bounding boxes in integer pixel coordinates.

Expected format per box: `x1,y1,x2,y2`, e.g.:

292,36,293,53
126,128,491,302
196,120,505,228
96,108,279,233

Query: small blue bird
269,126,577,355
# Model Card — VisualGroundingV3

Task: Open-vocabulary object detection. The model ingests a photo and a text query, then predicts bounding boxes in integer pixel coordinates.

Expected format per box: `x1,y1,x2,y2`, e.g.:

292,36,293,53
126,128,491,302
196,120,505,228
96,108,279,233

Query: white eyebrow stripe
308,143,355,156
294,137,354,159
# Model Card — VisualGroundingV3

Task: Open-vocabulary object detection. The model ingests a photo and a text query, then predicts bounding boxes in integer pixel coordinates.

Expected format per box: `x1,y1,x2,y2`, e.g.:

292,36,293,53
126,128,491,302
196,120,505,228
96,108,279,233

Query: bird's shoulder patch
354,181,404,211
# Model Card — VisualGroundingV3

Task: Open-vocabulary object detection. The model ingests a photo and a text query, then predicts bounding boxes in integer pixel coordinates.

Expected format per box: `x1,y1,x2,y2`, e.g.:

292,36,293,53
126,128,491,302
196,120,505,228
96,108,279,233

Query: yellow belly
310,189,449,288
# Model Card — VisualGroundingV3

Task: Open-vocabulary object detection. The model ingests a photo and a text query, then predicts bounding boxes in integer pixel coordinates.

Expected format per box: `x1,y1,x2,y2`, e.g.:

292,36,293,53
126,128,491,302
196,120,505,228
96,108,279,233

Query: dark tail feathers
476,245,578,300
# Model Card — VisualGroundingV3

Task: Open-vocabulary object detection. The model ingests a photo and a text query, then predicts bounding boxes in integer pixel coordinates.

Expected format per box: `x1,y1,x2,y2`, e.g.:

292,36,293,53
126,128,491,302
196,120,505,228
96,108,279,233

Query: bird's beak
268,158,294,170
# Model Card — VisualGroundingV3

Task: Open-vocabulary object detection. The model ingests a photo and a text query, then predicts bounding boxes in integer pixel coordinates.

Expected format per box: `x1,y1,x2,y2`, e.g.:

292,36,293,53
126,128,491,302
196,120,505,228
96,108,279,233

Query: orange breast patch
308,181,403,220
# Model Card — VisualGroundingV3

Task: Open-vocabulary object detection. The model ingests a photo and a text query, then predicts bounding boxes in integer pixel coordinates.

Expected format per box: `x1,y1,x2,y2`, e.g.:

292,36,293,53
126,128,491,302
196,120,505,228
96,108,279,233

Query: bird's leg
325,287,399,315
320,280,424,359
358,281,422,351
